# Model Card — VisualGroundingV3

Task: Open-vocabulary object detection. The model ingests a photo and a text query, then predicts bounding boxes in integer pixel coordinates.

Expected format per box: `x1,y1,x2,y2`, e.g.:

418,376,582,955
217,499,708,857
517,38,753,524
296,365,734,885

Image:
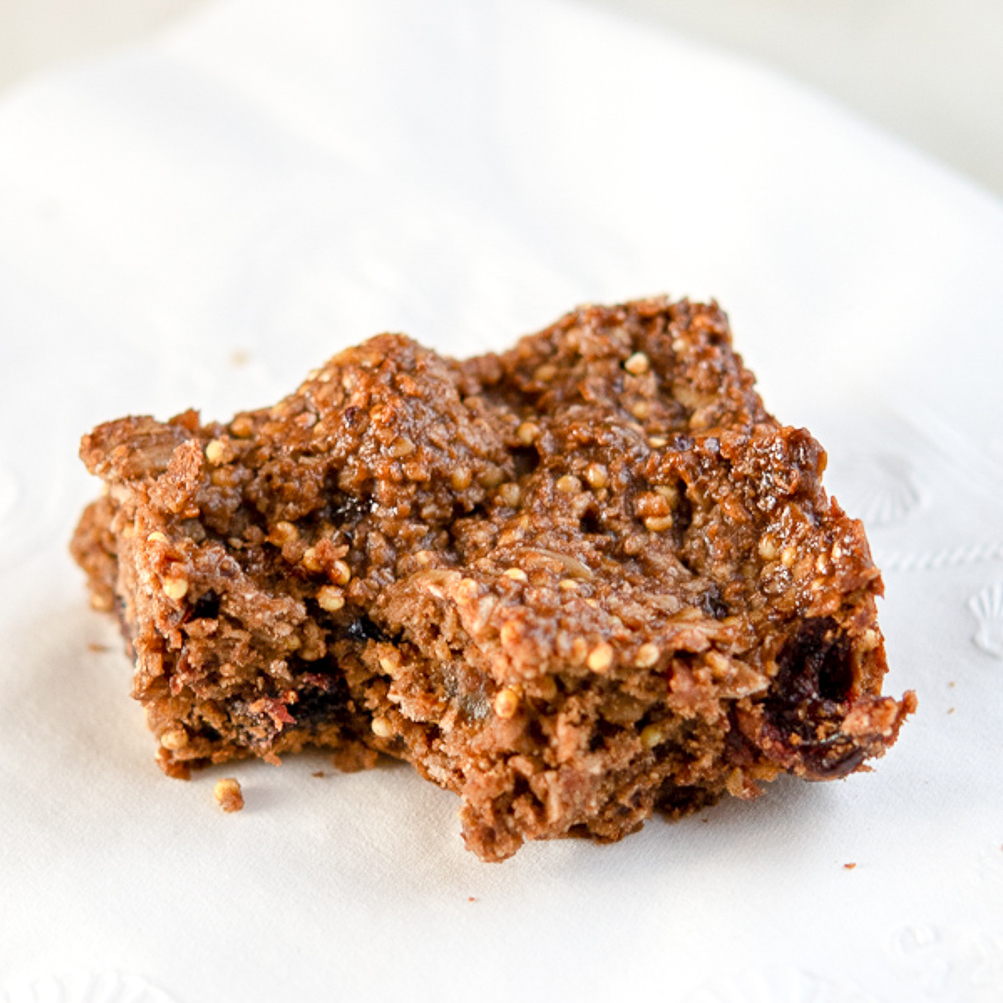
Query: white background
1,0,1001,197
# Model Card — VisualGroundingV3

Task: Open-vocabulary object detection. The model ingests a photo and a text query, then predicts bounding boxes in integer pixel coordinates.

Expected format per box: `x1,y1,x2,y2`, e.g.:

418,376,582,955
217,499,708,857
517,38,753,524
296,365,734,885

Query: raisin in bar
72,297,915,861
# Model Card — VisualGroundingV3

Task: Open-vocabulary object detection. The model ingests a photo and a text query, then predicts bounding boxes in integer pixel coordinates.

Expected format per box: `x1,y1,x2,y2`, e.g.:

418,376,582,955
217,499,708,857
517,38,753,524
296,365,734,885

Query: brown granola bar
72,297,914,860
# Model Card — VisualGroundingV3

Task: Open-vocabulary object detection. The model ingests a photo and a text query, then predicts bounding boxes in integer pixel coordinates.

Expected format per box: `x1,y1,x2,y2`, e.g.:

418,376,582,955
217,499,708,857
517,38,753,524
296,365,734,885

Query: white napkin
1,1,1002,1000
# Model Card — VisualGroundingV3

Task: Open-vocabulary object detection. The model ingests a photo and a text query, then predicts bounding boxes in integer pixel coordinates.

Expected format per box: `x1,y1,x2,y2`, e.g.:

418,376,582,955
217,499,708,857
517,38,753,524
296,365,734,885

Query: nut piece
624,351,651,375
516,421,540,445
643,515,674,533
371,716,393,739
330,560,353,586
162,573,189,601
379,651,402,673
316,585,345,612
492,687,520,719
497,482,521,507
389,436,416,458
640,723,664,749
556,475,582,494
271,520,299,545
584,463,609,490
301,547,323,573
205,439,227,466
635,643,661,668
214,777,244,812
160,727,188,750
758,535,779,561
230,414,254,438
587,642,615,673
450,467,472,491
